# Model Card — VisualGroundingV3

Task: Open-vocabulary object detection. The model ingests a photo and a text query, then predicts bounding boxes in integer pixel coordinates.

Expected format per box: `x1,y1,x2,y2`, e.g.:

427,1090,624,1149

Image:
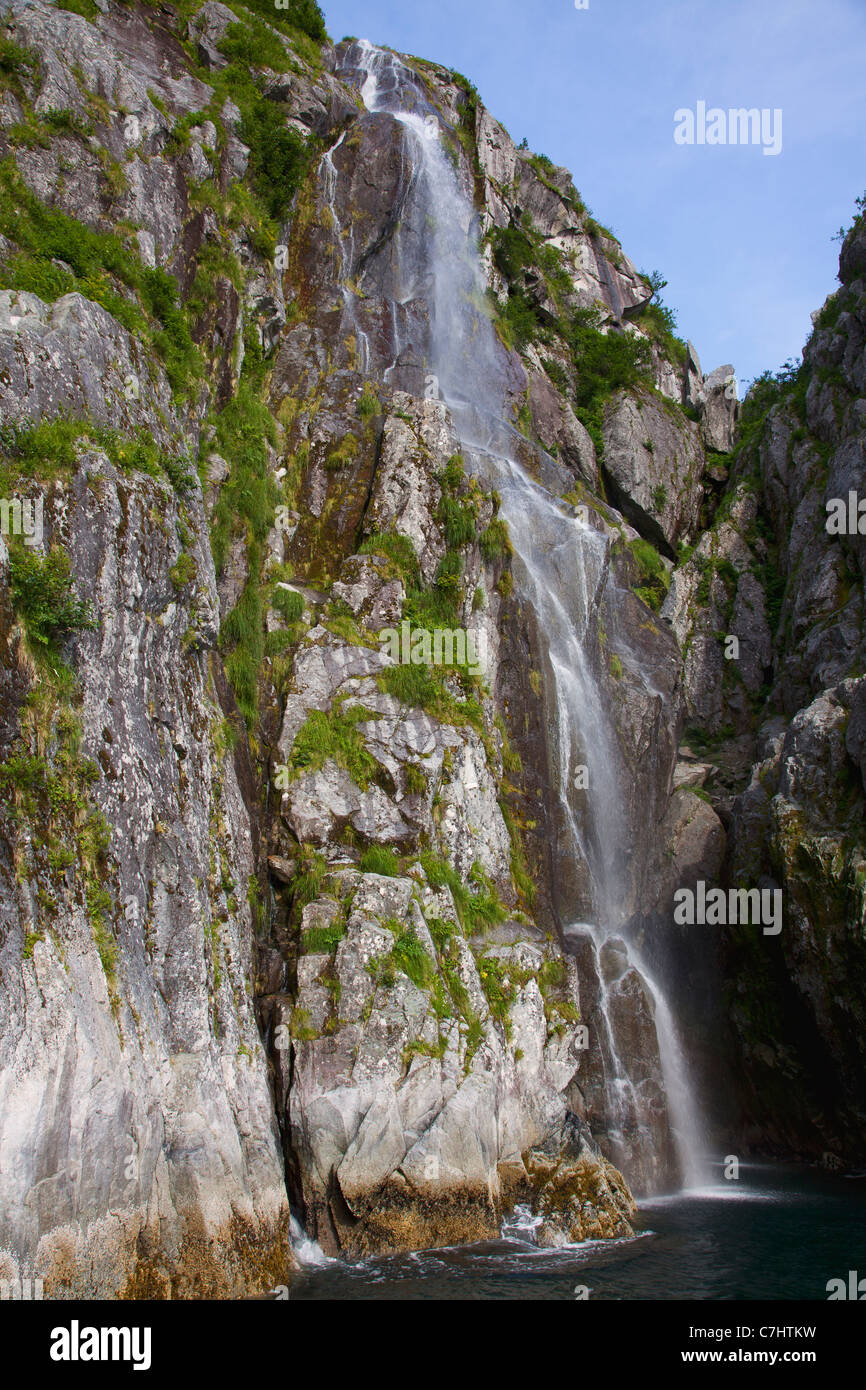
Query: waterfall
341,40,707,1192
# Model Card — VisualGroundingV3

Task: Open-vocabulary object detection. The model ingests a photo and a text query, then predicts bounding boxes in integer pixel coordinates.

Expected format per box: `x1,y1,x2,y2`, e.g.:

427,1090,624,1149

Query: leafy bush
240,0,327,42
567,306,653,455
237,92,310,222
0,36,37,94
219,18,289,71
9,546,95,648
498,288,541,351
636,300,688,368
491,225,533,282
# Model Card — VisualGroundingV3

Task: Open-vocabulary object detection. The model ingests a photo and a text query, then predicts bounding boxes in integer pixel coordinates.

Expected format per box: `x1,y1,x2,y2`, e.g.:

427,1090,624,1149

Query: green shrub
491,225,533,282
567,306,654,456
219,18,289,71
240,0,327,42
0,37,38,95
238,94,310,222
0,163,201,397
498,289,541,351
9,546,95,649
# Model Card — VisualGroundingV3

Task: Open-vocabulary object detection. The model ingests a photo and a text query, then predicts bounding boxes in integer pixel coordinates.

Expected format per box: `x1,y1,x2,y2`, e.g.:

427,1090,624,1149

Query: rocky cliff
662,207,866,1161
0,0,862,1298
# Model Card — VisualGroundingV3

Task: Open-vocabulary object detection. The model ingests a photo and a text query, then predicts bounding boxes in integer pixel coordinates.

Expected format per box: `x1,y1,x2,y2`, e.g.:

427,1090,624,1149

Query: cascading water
339,40,706,1192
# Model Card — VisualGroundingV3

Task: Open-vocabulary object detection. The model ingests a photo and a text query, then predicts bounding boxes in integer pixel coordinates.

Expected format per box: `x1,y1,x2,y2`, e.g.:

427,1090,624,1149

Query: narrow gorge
0,0,863,1300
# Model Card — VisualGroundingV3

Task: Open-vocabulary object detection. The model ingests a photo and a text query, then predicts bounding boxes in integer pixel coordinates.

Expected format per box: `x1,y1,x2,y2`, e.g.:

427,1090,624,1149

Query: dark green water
288,1163,866,1300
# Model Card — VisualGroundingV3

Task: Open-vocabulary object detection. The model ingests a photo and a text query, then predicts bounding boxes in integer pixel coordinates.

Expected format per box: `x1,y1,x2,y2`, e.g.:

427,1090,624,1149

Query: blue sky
321,0,866,391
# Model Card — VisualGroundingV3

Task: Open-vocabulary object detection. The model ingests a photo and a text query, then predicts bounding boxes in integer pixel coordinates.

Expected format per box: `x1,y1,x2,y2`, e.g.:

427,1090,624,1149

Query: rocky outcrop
602,389,704,554
662,211,866,1161
273,869,597,1255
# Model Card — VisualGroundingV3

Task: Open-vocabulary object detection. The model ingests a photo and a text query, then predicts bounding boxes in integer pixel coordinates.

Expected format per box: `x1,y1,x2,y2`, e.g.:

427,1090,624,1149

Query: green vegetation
359,845,402,876
219,16,289,70
357,383,381,421
419,852,508,934
0,162,201,398
9,546,95,656
378,661,484,732
57,0,99,15
479,517,512,562
288,703,382,790
359,530,421,583
1,700,117,1004
237,0,327,44
389,924,438,991
0,418,193,494
477,953,524,1026
488,220,575,353
488,221,696,465
568,307,653,458
738,359,809,451
634,270,688,367
498,797,536,906
210,384,280,725
627,537,671,612
237,87,310,223
833,189,866,245
300,914,345,954
290,848,329,912
325,434,359,470
0,36,38,97
270,585,304,624
169,552,197,589
363,464,499,729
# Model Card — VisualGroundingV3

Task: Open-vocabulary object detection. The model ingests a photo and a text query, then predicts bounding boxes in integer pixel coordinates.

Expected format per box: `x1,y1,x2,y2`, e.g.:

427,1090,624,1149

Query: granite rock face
661,216,866,1159
0,0,863,1300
